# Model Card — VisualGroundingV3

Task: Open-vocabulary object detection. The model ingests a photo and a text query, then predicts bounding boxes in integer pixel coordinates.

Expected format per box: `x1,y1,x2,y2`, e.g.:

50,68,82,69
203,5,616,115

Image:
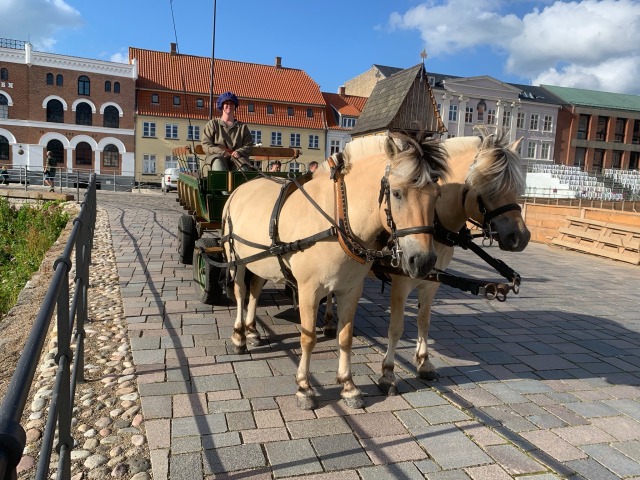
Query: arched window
103,144,119,167
0,135,9,161
105,81,111,92
46,99,64,123
0,94,8,119
46,140,64,164
78,75,90,95
114,82,120,94
76,102,92,126
0,68,8,81
76,142,92,166
46,73,54,85
103,105,119,128
56,74,63,86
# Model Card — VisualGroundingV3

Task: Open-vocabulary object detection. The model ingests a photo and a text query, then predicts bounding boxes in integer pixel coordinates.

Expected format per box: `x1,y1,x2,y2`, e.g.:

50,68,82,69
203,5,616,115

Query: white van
161,168,180,193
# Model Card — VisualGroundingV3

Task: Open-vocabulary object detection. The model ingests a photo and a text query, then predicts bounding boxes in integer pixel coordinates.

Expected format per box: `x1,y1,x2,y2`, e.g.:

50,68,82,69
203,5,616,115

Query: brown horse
377,129,530,394
222,132,449,409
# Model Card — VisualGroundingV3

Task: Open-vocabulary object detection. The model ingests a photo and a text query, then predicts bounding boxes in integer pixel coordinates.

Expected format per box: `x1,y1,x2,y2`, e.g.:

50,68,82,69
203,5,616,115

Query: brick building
0,39,136,180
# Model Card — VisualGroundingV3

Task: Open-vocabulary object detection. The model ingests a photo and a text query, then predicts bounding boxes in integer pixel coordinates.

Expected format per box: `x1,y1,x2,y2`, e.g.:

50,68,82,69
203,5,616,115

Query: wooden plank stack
551,216,640,265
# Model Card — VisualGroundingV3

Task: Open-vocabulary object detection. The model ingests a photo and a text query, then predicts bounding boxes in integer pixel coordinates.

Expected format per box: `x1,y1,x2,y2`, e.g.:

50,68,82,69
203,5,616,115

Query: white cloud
0,0,82,51
390,0,640,94
109,52,129,64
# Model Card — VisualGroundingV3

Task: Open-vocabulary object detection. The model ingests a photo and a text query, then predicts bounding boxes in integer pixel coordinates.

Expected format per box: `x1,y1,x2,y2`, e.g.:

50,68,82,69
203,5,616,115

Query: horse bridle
461,185,522,241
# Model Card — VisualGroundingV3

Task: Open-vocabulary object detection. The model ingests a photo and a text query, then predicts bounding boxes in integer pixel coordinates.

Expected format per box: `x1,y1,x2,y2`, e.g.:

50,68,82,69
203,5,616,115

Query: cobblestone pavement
99,189,640,480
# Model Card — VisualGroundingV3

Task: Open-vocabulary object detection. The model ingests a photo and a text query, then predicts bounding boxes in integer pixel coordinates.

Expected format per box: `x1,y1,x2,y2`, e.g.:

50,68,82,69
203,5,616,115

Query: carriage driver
201,91,254,171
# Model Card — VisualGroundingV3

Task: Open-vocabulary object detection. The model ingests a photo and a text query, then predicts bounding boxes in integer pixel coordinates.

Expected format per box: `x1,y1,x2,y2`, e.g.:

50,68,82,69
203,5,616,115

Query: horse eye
431,175,440,183
392,190,402,199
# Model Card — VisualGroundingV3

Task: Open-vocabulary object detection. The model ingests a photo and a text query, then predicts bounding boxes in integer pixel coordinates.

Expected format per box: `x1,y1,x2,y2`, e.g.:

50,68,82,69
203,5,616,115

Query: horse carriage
173,143,302,304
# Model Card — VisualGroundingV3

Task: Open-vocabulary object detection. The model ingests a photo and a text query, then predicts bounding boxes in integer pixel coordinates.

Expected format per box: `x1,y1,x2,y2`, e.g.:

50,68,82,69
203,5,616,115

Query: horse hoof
296,396,318,410
233,345,248,355
376,380,397,396
323,327,337,339
418,370,439,382
342,396,365,409
248,337,264,347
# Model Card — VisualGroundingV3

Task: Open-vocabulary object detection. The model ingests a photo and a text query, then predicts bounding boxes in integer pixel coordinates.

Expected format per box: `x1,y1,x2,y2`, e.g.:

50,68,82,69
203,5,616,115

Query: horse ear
510,137,524,151
385,136,401,158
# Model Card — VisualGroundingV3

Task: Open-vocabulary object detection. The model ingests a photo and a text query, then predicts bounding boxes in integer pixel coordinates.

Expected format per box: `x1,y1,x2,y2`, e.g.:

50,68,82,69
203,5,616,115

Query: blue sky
2,0,640,95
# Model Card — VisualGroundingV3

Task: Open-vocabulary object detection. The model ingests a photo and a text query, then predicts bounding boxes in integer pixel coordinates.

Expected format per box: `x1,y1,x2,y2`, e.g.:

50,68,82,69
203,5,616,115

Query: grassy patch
0,198,70,318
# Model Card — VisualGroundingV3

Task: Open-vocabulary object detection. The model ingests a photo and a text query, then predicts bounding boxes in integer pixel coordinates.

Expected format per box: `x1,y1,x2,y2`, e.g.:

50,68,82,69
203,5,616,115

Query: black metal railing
0,174,97,480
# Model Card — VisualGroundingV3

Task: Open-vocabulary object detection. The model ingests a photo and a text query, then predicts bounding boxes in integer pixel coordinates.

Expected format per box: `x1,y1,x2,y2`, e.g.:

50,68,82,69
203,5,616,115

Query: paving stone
416,405,470,424
172,393,207,417
171,413,227,437
169,452,202,480
208,399,251,414
140,395,172,419
581,443,640,476
203,443,266,475
565,458,620,480
485,444,546,475
358,461,425,480
132,349,166,365
264,439,322,478
241,427,290,444
551,424,616,445
563,401,620,418
171,436,201,455
591,416,640,441
191,374,239,393
414,424,492,470
239,375,294,398
226,411,255,431
360,433,428,465
311,433,372,470
288,416,352,439
520,430,587,462
402,390,449,408
481,383,529,404
201,432,241,450
465,463,513,480
516,355,578,370
234,360,273,378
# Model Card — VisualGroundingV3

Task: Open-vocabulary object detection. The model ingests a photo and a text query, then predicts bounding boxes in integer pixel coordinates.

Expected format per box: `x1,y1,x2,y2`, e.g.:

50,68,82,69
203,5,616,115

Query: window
476,100,486,121
529,114,539,131
486,109,496,125
186,156,197,172
165,124,178,139
56,74,63,86
271,131,282,146
46,99,64,123
516,112,525,129
596,116,609,141
288,162,302,173
78,75,90,95
465,107,474,123
527,141,536,159
540,142,551,160
76,103,92,126
267,105,274,115
113,82,120,94
287,107,294,116
577,114,590,139
143,154,157,174
308,135,319,149
593,149,605,172
143,122,156,137
103,144,119,167
0,68,8,81
448,105,458,122
543,115,553,132
187,125,200,141
614,118,626,142
196,98,204,108
502,110,511,127
0,136,8,160
342,117,356,128
307,108,313,118
151,94,159,104
612,150,622,169
574,147,586,168
633,120,640,144
165,155,178,169
105,81,111,92
0,94,8,119
103,105,119,128
251,130,262,145
46,73,54,85
76,142,92,166
330,139,340,154
629,151,639,170
248,103,255,113
290,133,300,147
173,95,181,106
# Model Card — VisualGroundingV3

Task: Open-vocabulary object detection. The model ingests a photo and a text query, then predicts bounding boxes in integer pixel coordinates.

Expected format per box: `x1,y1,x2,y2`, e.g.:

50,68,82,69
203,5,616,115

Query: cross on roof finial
420,49,428,63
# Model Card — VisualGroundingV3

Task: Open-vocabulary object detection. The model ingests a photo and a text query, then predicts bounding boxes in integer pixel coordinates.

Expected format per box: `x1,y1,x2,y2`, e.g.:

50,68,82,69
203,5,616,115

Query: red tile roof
130,47,325,105
322,92,368,130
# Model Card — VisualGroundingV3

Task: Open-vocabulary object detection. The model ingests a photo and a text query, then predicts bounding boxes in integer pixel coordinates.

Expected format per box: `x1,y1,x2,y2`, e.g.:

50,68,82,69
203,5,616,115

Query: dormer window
287,107,294,116
267,105,274,115
151,94,159,104
306,108,313,118
341,117,356,128
173,95,181,106
248,103,255,113
196,98,204,108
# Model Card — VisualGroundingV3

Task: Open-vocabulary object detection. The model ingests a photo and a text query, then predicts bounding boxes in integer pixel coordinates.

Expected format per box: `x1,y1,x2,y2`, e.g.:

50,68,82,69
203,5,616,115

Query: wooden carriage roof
130,47,325,106
350,63,446,137
322,92,368,130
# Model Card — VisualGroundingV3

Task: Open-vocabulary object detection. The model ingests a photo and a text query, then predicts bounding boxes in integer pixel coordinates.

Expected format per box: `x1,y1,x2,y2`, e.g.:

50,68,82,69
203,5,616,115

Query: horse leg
415,282,439,381
323,292,337,338
378,277,413,396
295,282,321,410
245,276,267,346
335,285,365,409
231,266,249,354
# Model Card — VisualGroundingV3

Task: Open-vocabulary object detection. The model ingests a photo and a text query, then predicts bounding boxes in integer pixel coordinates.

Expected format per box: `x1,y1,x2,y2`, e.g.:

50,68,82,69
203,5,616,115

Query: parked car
161,168,180,193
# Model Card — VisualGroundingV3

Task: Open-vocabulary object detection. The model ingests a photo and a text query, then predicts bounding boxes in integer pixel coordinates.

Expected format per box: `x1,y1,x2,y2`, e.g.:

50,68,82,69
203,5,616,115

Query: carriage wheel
178,214,197,264
193,237,224,305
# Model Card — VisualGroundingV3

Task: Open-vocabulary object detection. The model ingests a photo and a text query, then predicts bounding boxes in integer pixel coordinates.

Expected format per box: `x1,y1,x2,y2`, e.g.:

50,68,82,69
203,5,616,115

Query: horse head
464,129,531,252
381,132,450,277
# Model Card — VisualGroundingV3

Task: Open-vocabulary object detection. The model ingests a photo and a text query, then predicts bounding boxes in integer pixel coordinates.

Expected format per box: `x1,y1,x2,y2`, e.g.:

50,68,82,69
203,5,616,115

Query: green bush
0,198,69,318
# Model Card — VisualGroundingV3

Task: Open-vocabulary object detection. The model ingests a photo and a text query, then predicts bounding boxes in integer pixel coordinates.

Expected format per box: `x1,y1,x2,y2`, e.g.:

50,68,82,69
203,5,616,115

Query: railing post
76,172,80,204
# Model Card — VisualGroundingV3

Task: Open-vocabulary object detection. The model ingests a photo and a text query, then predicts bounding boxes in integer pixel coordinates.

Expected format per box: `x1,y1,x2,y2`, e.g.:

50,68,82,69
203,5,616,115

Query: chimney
338,86,346,96
275,56,282,68
170,43,177,55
